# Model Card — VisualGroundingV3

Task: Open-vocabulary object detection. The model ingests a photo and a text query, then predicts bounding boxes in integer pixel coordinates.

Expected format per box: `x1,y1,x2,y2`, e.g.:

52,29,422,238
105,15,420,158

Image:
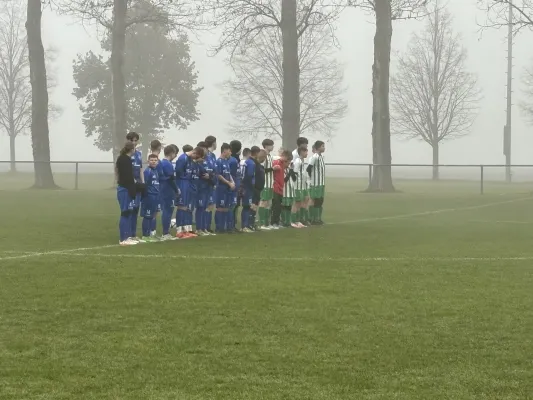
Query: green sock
291,212,298,224
318,207,323,221
283,209,290,225
308,207,315,222
299,208,305,222
258,207,264,225
303,208,309,222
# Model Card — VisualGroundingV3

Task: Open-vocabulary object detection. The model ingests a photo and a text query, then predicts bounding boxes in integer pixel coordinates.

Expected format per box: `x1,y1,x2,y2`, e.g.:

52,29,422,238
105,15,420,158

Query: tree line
5,0,533,189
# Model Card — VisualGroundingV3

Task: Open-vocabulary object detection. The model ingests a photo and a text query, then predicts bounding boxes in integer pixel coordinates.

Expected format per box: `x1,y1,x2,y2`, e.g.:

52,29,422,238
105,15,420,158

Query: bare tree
390,6,481,180
223,24,347,142
478,0,533,33
0,1,61,173
54,0,203,158
206,0,344,149
349,0,428,192
520,64,533,125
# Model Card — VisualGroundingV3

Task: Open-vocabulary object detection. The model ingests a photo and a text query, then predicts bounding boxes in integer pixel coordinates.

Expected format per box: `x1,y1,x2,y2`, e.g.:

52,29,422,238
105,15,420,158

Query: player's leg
258,189,271,229
249,189,261,230
240,190,252,232
186,191,198,237
301,191,310,225
195,193,206,236
117,188,136,245
206,190,215,234
271,192,282,228
176,183,188,238
129,193,142,242
151,200,160,237
141,196,157,242
160,195,174,240
316,185,325,224
308,186,318,224
214,190,226,233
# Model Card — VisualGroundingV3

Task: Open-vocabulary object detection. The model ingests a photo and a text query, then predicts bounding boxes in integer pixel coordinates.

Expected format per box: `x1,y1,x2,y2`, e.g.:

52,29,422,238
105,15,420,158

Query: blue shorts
177,182,196,211
141,194,159,218
241,188,253,207
117,186,135,212
132,193,141,208
208,188,215,205
160,191,175,210
215,190,232,208
196,190,209,208
156,194,161,212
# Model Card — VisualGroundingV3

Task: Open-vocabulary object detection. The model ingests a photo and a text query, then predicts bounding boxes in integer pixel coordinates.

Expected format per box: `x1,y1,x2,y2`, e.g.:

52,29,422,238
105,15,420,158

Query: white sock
177,226,182,233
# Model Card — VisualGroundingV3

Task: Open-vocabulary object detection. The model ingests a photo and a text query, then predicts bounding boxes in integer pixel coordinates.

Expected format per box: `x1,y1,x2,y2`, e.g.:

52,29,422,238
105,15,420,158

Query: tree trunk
26,0,57,189
365,0,395,193
432,142,439,180
9,134,16,173
111,0,128,156
280,0,300,150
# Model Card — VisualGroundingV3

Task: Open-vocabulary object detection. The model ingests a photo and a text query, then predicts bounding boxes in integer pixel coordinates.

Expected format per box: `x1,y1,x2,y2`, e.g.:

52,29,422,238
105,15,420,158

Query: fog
1,0,531,168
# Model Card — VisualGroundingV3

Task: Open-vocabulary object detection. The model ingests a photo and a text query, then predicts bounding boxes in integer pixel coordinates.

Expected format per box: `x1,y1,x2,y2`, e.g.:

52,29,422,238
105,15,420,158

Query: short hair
242,148,251,156
220,142,231,152
298,145,308,156
197,141,208,148
193,147,205,158
164,145,177,156
281,150,293,160
148,153,159,160
120,141,135,155
126,131,139,141
183,144,193,153
251,146,261,156
170,144,179,154
296,137,308,146
314,140,324,149
230,140,242,154
150,139,162,150
204,135,216,147
262,138,274,148
258,149,267,157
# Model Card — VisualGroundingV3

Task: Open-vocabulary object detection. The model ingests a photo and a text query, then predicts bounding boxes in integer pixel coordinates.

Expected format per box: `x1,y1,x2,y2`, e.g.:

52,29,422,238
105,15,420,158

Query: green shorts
294,189,308,202
281,197,294,207
309,185,325,199
260,188,273,201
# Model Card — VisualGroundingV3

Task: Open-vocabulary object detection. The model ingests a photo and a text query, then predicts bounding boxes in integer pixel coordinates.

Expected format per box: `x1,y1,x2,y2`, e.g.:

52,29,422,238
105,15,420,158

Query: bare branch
348,0,429,20
390,4,482,147
520,63,533,125
222,23,347,141
477,0,533,35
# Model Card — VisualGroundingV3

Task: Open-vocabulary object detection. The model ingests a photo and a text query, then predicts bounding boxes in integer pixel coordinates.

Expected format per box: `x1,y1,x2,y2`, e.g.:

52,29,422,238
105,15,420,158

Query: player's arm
306,155,316,177
163,162,179,193
216,160,232,187
174,156,186,181
117,155,136,198
242,161,255,187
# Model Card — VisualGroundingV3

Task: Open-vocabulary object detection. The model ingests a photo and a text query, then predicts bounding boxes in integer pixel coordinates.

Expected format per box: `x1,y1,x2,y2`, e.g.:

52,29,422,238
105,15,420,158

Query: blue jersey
216,158,232,192
175,153,200,191
131,150,142,182
228,156,240,189
242,158,255,189
205,152,217,186
143,167,160,196
159,159,176,193
156,159,164,177
198,159,215,193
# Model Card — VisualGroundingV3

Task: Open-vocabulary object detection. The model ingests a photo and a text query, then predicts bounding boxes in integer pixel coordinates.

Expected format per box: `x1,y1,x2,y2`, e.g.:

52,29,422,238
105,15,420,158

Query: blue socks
142,218,151,237
119,216,130,241
177,209,186,228
206,210,213,231
150,217,156,232
162,205,172,235
196,208,205,231
241,208,249,229
215,210,225,232
131,207,139,237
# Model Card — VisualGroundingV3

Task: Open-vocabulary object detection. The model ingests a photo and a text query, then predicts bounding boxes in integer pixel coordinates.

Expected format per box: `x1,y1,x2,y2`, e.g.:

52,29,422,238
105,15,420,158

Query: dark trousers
271,192,283,225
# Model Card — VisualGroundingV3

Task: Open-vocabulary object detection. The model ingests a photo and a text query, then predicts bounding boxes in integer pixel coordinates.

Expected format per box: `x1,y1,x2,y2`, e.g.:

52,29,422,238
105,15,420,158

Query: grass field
1,177,533,399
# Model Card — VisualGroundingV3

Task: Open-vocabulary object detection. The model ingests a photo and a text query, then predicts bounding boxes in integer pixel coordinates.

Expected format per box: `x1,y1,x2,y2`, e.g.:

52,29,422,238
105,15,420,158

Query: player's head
230,140,242,155
126,131,140,147
148,154,159,168
170,144,179,157
262,138,274,153
277,147,286,157
296,137,308,147
197,141,208,150
257,149,267,163
250,146,261,159
279,150,293,168
120,141,136,156
220,142,231,158
182,144,193,153
242,148,251,159
150,139,162,154
191,146,205,161
205,135,217,151
298,145,308,159
164,144,177,160
311,143,316,153
314,140,325,153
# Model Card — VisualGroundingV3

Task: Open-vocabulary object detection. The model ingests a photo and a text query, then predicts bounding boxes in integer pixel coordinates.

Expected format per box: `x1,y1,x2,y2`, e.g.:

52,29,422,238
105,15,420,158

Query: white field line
469,220,533,225
62,253,533,262
0,196,529,262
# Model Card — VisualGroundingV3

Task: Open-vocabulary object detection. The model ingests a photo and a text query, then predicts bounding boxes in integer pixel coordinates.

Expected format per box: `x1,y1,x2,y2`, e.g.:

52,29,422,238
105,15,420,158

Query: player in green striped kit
281,159,297,227
292,145,309,226
258,139,278,230
307,140,325,224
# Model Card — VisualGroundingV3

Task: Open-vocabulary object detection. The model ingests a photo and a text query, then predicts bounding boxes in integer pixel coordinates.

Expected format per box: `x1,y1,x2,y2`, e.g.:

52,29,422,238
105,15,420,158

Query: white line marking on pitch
469,220,533,225
0,196,529,262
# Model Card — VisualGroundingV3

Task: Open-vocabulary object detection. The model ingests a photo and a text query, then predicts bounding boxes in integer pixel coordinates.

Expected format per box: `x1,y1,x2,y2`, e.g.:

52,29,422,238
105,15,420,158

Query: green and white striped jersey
283,165,295,197
292,157,308,190
308,153,325,187
263,153,274,189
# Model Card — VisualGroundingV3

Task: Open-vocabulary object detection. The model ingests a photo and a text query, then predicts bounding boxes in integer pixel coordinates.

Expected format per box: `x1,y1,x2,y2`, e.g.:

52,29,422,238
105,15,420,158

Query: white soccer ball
170,218,177,228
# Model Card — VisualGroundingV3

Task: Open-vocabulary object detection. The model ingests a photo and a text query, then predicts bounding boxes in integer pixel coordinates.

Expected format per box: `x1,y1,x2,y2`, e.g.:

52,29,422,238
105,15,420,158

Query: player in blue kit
204,136,218,234
159,145,179,241
148,139,164,237
126,131,144,242
240,146,259,232
228,140,242,232
214,143,235,233
175,146,205,238
141,154,160,242
115,142,138,245
195,141,216,236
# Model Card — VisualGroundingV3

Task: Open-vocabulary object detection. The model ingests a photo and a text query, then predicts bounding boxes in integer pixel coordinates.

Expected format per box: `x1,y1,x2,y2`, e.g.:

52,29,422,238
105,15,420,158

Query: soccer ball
170,218,177,228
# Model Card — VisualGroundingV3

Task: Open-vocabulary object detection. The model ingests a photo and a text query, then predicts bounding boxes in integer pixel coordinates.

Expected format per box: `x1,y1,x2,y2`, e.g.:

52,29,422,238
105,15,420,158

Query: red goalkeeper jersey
273,159,285,195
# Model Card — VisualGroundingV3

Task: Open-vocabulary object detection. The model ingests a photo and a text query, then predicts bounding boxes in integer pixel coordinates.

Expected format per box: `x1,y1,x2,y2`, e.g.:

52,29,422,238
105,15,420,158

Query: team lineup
115,133,326,245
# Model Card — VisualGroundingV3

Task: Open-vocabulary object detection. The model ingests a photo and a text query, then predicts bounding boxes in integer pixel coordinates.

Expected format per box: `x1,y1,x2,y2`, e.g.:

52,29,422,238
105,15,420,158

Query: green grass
1,180,533,399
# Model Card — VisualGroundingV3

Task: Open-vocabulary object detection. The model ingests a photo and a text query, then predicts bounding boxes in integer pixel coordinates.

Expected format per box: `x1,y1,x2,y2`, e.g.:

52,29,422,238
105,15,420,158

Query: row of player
115,133,326,245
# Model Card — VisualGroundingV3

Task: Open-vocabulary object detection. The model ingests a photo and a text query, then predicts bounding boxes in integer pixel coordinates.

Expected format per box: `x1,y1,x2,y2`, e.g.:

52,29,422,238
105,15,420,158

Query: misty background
1,0,531,178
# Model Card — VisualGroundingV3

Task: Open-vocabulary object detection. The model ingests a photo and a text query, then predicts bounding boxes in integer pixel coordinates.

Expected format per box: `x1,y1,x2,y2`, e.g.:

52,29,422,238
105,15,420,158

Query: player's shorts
156,193,162,212
294,189,308,202
215,190,232,208
309,185,325,199
281,197,294,207
241,188,253,207
260,187,273,201
141,194,159,218
117,186,135,212
196,190,209,208
208,188,215,205
177,182,196,211
133,192,141,208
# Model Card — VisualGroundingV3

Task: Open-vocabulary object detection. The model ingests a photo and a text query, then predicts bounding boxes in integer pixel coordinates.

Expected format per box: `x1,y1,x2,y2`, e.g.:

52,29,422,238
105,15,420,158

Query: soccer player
141,154,160,242
281,157,297,227
175,146,205,238
271,150,293,228
148,139,163,236
258,139,278,230
250,149,266,230
307,140,326,224
214,143,235,233
292,145,309,227
228,140,242,232
115,142,138,245
126,131,144,242
195,141,215,236
292,137,308,160
204,136,218,233
159,145,179,241
241,146,259,232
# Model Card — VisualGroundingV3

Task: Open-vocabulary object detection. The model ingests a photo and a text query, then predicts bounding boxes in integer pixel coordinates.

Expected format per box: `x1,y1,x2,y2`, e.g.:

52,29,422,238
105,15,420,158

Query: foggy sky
1,0,530,166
